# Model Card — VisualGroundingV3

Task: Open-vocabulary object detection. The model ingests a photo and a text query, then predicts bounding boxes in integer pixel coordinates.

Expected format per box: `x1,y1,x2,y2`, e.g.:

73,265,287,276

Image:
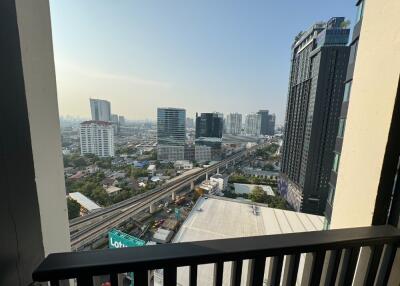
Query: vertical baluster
267,255,284,286
230,260,243,286
189,264,198,286
110,273,118,285
77,275,93,286
377,244,398,285
309,251,326,285
247,257,266,286
365,245,384,285
214,261,224,286
281,254,300,286
50,280,60,286
135,270,149,286
164,266,177,286
321,249,342,286
343,247,361,284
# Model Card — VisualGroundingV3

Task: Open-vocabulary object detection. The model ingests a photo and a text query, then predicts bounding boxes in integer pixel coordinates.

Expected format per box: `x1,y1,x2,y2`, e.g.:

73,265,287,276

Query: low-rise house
105,186,122,196
174,160,193,170
152,228,174,244
110,171,126,180
147,164,156,176
199,180,220,195
210,173,229,191
101,177,118,188
69,171,85,180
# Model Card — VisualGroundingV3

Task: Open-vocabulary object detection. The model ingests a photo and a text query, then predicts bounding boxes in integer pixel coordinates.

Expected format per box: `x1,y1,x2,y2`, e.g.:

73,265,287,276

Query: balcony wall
0,0,70,285
331,0,400,283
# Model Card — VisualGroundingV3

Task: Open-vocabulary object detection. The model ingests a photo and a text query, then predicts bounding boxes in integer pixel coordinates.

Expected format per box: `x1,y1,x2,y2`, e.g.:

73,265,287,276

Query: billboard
108,229,146,286
108,229,145,249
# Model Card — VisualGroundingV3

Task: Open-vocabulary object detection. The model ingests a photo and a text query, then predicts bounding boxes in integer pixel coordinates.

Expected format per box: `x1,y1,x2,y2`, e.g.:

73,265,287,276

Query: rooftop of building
68,192,101,211
210,173,228,179
170,196,324,285
105,186,122,195
157,107,185,111
80,120,112,126
233,183,275,196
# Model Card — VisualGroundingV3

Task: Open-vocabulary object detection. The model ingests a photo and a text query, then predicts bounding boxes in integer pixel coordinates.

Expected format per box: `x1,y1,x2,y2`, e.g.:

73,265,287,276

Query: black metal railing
33,225,400,286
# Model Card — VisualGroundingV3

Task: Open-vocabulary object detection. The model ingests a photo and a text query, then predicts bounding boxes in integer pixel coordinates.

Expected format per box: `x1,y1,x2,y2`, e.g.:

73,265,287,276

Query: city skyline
50,0,354,125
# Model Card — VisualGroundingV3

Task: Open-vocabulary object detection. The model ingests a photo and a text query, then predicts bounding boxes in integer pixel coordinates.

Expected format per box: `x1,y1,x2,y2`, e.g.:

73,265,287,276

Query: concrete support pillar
149,203,156,214
206,172,209,180
190,181,195,191
172,191,176,201
217,167,220,174
226,163,229,169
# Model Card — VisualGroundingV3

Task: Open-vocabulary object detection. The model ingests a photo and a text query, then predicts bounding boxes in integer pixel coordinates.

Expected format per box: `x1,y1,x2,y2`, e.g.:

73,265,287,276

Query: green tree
73,157,87,167
268,196,288,210
67,198,81,219
249,186,268,203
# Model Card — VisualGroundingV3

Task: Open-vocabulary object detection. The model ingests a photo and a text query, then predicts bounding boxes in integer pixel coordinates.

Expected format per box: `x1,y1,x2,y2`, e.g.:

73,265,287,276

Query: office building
325,0,365,226
195,112,223,139
111,114,119,124
157,145,185,161
184,145,195,161
110,114,119,135
195,113,223,161
225,113,242,135
80,121,115,157
258,110,276,136
157,108,186,161
244,113,261,136
267,113,276,135
258,110,269,135
186,117,194,129
90,98,111,122
195,145,212,162
118,116,125,126
279,17,350,214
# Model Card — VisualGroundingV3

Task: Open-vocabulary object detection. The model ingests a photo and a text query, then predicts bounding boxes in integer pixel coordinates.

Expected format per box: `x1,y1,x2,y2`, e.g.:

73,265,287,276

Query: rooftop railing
33,225,400,286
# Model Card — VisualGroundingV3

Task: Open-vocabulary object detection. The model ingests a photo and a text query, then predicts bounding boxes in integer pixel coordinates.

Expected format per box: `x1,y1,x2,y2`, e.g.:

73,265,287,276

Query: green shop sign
108,229,145,249
108,229,146,285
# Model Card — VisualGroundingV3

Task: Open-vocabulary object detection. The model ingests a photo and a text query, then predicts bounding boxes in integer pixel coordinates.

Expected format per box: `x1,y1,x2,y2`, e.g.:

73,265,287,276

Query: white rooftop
68,192,101,212
147,164,156,171
234,183,275,196
152,228,174,244
169,196,324,286
105,186,122,195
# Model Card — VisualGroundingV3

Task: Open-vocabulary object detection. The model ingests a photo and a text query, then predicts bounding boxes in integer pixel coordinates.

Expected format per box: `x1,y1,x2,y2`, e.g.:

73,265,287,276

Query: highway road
69,144,265,249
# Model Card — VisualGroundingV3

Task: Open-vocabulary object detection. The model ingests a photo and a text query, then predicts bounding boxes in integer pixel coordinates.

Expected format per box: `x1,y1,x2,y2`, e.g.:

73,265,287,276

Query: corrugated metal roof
168,196,324,286
68,192,101,211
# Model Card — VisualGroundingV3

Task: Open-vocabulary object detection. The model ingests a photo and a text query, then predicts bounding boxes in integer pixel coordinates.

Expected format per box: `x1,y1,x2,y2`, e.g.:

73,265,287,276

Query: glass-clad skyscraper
157,108,186,161
280,17,350,215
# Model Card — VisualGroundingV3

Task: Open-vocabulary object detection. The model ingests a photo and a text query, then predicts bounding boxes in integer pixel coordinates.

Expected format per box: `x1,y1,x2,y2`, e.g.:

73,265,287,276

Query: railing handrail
32,225,400,282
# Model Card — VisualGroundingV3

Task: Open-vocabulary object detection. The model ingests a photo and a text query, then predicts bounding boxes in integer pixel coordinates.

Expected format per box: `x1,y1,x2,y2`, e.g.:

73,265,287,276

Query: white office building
157,145,185,161
195,145,212,162
157,108,186,161
244,113,261,136
80,121,114,157
90,98,111,122
225,113,242,135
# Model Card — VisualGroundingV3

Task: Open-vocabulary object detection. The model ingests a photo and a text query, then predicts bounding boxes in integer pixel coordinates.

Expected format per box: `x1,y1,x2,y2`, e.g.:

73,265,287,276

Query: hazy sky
50,0,355,125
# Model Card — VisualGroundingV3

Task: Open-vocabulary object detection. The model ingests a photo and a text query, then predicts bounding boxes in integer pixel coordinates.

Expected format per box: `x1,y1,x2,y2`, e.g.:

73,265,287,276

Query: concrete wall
331,0,400,229
0,0,70,284
15,0,71,257
330,1,400,283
